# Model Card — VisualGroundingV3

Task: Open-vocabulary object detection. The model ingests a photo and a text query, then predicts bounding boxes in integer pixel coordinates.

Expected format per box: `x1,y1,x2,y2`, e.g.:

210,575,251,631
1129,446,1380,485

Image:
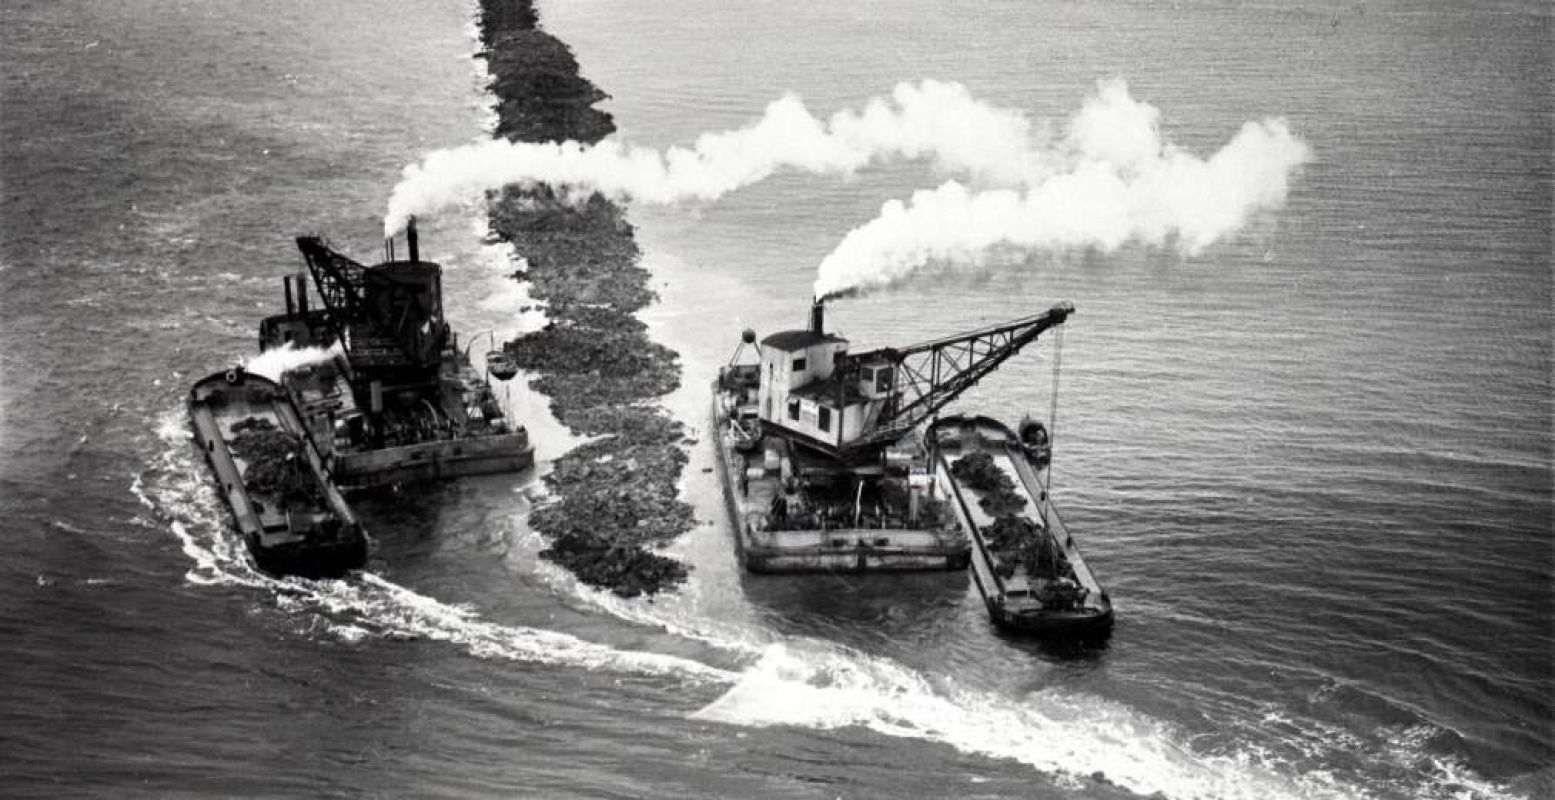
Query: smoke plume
815,82,1310,298
384,79,1308,298
384,80,1035,235
244,342,341,382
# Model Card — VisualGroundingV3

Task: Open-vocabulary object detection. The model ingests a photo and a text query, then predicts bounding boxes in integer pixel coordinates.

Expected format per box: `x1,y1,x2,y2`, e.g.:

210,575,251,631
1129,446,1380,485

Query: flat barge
933,414,1112,635
189,368,368,578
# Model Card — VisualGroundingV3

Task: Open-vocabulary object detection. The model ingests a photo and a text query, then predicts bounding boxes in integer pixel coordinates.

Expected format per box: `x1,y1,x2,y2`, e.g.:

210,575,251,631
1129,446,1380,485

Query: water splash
135,407,731,684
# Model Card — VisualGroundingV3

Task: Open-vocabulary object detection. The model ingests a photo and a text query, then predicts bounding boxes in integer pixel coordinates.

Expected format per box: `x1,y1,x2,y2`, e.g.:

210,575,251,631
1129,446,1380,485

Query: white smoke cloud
243,341,342,382
814,82,1310,298
384,78,1309,298
383,80,1034,235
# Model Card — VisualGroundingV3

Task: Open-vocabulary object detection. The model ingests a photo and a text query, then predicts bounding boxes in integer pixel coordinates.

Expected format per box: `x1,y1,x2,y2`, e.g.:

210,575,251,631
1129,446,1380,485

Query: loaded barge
189,368,368,578
190,221,534,578
714,299,1081,580
934,415,1113,635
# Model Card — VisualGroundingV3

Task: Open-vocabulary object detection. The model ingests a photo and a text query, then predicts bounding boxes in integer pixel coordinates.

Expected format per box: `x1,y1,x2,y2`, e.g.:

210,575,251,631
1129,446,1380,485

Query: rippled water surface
2,1,1549,798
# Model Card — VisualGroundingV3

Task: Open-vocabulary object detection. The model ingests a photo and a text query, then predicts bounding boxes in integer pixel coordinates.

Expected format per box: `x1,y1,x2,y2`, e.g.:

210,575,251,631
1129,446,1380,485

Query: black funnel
810,298,824,335
406,216,420,263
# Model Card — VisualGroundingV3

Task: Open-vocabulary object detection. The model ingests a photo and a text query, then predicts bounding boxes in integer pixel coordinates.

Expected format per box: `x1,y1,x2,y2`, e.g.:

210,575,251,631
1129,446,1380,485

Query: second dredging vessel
257,220,534,488
714,299,1075,574
187,221,533,578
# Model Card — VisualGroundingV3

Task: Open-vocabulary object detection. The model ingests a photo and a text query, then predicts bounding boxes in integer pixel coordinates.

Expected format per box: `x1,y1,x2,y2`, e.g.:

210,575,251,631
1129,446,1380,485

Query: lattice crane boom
843,301,1073,452
295,234,367,349
294,232,448,372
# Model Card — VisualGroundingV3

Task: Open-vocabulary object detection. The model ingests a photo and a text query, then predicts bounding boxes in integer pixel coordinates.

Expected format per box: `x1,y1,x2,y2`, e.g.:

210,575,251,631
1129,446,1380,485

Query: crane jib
840,302,1074,453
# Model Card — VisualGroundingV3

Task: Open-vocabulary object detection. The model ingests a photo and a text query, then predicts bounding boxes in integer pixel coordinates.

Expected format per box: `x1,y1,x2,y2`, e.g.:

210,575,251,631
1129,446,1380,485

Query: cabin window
818,406,831,432
787,398,800,421
875,366,893,393
792,357,807,372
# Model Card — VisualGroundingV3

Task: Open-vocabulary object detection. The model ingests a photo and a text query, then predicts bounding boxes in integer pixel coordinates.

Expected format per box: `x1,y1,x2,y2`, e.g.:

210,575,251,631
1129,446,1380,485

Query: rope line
1046,325,1064,495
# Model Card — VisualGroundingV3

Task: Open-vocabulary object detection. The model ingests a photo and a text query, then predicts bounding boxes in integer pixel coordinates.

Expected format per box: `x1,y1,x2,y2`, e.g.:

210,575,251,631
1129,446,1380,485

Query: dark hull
969,556,1114,635
247,533,370,580
331,434,534,488
991,606,1113,635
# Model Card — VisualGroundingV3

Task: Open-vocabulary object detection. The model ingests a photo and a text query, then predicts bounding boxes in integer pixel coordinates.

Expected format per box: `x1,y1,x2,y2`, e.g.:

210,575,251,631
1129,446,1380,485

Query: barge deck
189,368,368,578
933,414,1112,636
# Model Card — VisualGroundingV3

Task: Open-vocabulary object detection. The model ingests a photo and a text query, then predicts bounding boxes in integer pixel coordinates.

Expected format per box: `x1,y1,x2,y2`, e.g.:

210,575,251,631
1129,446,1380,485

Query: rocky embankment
476,0,693,597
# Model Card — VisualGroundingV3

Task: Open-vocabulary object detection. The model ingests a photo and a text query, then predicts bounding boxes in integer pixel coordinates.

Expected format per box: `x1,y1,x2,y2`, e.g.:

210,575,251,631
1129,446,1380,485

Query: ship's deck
715,385,968,573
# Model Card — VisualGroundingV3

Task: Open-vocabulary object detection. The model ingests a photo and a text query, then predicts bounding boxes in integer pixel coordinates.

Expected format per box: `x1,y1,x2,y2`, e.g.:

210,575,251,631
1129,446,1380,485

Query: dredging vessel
933,414,1113,635
188,221,534,576
713,299,1080,577
256,220,534,487
189,367,369,578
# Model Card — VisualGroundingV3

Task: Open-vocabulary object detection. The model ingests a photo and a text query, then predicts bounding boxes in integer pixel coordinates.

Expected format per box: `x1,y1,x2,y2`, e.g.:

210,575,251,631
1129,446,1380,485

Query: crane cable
1045,324,1064,496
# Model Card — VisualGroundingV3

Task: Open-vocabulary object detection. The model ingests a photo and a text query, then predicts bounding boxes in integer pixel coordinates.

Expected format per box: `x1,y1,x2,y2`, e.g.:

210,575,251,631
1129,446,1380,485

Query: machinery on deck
258,220,533,487
713,298,1072,575
714,297,1108,636
745,300,1071,458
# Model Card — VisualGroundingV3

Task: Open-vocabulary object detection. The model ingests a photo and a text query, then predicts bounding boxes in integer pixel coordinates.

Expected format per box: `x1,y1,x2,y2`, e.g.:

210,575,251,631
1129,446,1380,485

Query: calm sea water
1,1,1549,798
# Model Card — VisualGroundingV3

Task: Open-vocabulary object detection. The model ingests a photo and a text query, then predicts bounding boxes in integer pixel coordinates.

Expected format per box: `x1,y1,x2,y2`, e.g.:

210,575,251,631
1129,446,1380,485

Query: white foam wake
137,406,733,684
143,406,1516,799
692,641,1332,799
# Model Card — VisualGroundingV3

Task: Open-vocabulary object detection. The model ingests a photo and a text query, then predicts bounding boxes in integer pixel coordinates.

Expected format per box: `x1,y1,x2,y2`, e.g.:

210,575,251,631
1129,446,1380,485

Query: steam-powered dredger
189,220,533,578
257,220,533,488
714,298,1112,634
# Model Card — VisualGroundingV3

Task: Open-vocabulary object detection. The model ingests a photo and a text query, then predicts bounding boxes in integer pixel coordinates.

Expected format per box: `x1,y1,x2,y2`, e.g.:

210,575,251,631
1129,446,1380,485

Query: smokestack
283,275,295,316
406,215,420,263
295,273,308,314
810,298,824,335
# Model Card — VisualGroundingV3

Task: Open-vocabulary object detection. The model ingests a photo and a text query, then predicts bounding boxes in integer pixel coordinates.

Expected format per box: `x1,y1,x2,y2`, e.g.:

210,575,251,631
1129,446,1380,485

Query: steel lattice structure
842,302,1073,452
295,235,445,371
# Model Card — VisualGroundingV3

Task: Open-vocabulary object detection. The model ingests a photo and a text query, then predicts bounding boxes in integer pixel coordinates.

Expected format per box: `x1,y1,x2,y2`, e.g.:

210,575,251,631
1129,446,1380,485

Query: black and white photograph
2,1,1550,797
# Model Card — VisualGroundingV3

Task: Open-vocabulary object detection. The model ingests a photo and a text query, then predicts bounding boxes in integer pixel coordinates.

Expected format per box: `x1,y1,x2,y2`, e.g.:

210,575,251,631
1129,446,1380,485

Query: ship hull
246,535,370,580
967,546,1112,635
713,382,970,574
331,433,534,488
